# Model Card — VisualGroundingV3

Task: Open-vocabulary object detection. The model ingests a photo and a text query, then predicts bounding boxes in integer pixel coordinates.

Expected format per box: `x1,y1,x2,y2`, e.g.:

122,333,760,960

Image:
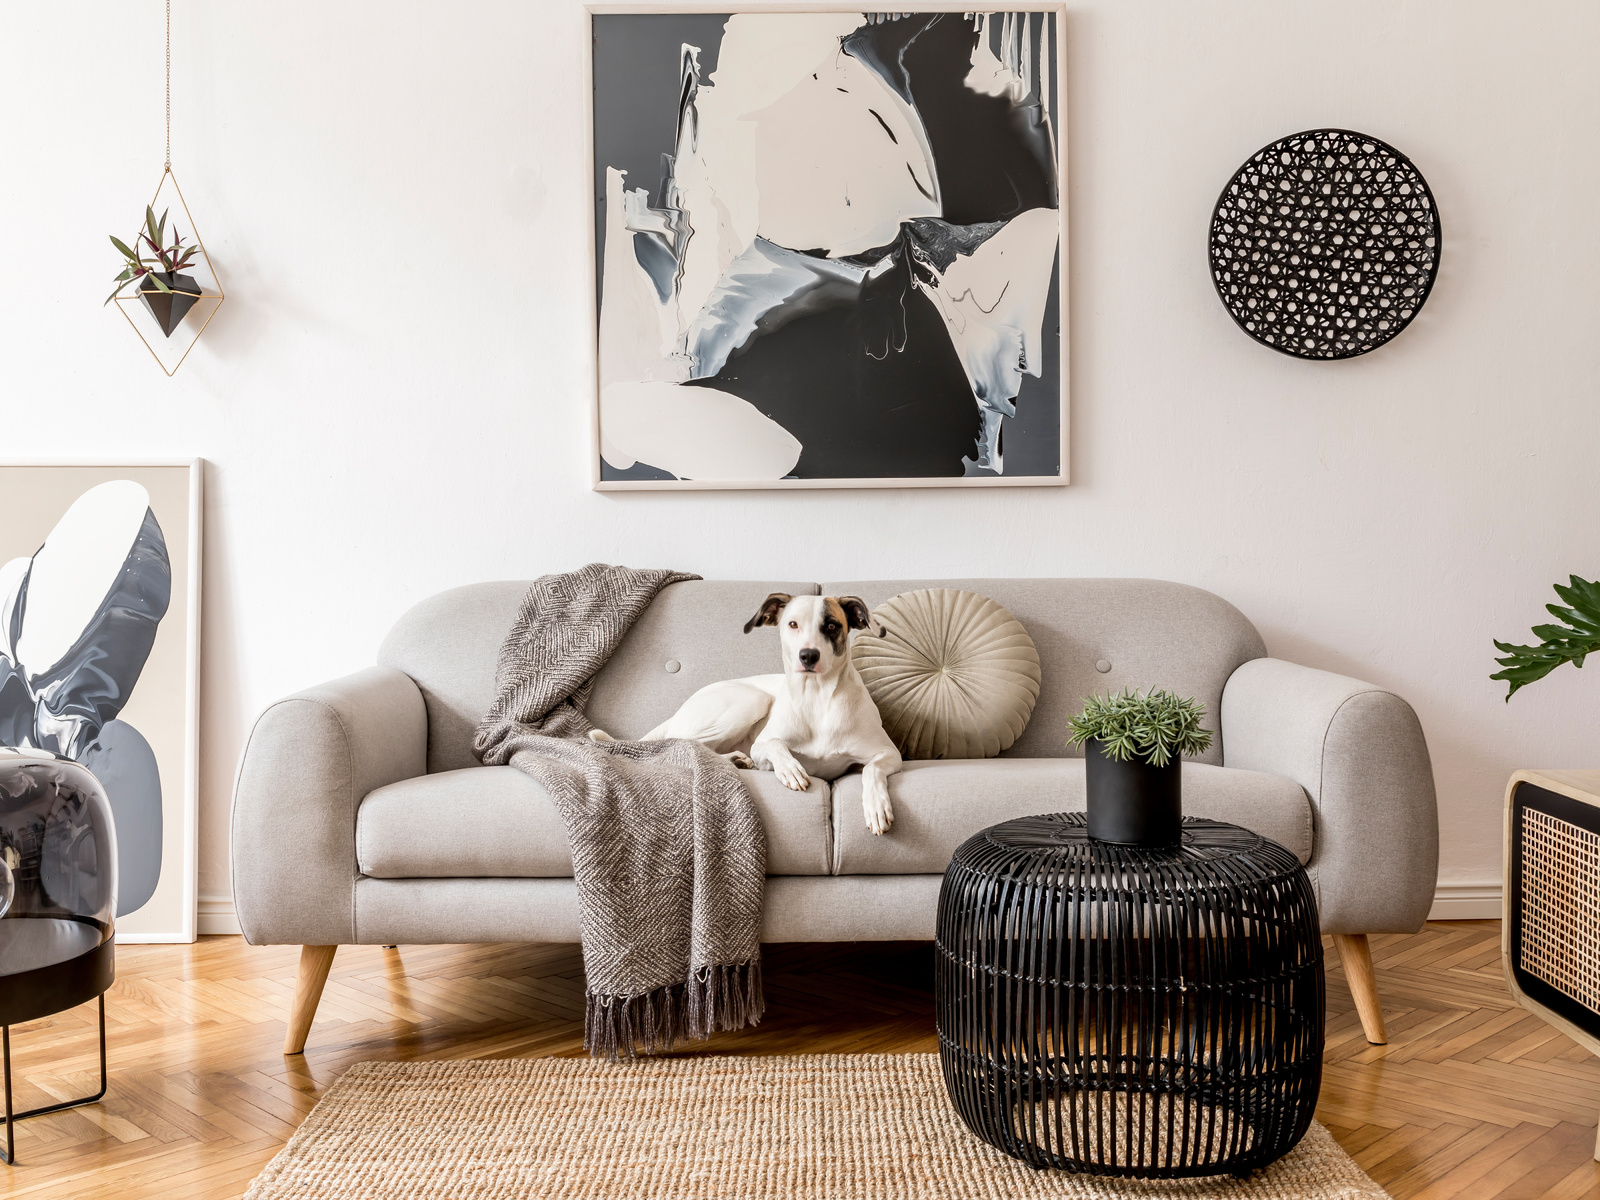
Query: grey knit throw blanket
472,564,766,1059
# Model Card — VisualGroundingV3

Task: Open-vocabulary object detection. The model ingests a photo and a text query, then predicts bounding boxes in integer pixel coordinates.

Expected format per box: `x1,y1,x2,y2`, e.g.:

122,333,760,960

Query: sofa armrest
231,666,427,946
1220,657,1438,934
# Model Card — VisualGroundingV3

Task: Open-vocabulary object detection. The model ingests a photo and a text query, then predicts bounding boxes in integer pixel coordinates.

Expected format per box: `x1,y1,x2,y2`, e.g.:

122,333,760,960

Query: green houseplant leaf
1066,687,1214,768
1491,574,1600,699
107,209,200,304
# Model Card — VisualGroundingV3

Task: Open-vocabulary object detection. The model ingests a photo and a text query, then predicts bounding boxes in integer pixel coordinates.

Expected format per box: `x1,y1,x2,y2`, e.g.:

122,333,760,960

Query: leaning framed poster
0,460,202,942
587,4,1068,490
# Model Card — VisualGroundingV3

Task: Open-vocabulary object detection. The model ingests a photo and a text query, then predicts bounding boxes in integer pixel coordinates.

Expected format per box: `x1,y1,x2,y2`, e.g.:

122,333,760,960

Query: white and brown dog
590,593,903,835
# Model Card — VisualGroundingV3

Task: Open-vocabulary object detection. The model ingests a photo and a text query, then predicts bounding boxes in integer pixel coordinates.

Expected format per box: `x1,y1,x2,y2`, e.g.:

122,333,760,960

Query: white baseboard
1429,881,1502,921
177,884,1505,937
197,893,242,936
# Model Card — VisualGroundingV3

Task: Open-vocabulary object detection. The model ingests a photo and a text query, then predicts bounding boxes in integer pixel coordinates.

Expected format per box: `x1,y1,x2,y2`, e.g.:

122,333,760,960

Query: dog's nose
798,648,820,669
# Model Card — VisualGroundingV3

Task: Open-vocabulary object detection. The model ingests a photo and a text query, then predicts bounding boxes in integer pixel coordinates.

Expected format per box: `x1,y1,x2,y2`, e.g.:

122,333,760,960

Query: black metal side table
0,752,118,1165
936,813,1323,1178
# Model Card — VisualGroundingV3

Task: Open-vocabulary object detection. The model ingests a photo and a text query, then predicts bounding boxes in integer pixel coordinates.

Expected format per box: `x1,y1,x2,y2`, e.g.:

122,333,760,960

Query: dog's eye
788,620,798,629
823,622,838,633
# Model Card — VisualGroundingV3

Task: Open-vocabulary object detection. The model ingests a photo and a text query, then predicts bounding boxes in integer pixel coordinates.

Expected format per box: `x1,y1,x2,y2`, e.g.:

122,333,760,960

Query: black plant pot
138,271,201,338
1084,738,1182,846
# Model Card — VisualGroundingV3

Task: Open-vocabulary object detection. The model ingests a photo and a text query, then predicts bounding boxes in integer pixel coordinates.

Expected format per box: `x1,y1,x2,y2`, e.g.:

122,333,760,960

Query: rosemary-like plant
106,205,200,305
1066,687,1214,767
1491,574,1600,700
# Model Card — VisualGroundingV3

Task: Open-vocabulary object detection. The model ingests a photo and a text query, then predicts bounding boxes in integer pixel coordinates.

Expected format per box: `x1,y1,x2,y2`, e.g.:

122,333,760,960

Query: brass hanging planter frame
109,0,224,377
111,166,225,377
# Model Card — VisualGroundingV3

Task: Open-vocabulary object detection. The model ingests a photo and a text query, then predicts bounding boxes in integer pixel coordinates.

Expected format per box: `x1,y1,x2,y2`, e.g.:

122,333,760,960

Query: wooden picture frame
586,3,1069,491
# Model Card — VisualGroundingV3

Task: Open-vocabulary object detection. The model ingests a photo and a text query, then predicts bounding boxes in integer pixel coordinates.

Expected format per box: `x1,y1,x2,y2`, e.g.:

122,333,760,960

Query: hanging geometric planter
105,1,224,377
108,169,224,375
140,274,199,337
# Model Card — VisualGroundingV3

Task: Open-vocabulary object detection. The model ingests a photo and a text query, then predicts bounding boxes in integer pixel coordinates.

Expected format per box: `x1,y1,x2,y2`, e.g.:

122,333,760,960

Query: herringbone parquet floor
1,921,1596,1198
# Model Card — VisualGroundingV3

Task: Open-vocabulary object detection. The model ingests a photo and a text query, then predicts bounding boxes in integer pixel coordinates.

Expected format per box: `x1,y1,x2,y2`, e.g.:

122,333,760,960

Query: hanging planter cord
110,0,226,376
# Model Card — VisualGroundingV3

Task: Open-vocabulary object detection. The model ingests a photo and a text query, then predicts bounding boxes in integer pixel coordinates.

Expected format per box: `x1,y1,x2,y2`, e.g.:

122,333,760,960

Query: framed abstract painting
588,4,1067,489
0,461,202,942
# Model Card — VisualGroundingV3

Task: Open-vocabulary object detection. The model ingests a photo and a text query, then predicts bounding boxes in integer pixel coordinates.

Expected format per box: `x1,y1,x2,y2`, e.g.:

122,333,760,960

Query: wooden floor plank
0,922,1596,1197
1481,1123,1600,1200
1397,1122,1558,1200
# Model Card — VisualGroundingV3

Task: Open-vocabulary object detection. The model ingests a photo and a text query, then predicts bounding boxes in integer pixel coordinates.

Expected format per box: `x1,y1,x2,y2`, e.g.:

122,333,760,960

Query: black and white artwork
591,8,1066,488
0,465,201,941
1,482,169,920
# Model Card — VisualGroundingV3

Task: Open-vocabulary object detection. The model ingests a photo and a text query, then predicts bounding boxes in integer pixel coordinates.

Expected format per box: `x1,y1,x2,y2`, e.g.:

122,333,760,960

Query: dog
589,593,903,835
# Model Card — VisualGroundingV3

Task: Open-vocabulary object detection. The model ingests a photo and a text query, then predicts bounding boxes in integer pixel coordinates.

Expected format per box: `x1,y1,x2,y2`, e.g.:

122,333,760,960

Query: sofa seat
356,765,835,878
358,759,1312,883
829,759,1314,874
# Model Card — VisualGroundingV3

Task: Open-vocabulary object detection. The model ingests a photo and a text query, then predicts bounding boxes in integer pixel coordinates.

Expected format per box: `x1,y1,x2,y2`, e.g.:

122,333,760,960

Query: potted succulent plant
1066,687,1214,846
1492,574,1600,698
106,206,203,337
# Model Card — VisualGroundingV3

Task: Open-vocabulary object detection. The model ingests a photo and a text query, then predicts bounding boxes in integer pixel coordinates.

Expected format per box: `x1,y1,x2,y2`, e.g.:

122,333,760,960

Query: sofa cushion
585,580,821,741
377,580,818,773
823,579,1267,765
357,765,833,878
853,588,1041,760
829,758,1312,874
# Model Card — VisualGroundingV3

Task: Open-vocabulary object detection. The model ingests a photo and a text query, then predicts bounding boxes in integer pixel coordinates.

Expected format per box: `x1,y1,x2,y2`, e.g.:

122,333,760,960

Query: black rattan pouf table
936,813,1324,1178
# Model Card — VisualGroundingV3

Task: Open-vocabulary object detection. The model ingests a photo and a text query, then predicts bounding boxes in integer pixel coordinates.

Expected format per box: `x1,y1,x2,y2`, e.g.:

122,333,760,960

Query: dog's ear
837,596,886,638
743,592,793,634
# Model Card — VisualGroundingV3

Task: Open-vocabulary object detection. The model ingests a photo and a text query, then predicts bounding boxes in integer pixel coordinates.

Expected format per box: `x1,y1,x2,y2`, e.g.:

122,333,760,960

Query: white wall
4,1,1597,922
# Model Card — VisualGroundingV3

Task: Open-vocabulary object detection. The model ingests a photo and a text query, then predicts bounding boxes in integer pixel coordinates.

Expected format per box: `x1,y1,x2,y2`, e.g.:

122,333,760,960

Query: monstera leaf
1492,575,1600,700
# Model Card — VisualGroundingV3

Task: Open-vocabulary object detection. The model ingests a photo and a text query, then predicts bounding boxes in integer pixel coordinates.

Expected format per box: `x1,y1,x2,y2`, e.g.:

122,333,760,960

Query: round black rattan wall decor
1209,129,1440,359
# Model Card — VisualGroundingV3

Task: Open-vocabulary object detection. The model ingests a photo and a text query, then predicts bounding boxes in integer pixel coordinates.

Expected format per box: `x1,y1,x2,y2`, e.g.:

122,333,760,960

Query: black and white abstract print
592,10,1063,485
0,481,172,916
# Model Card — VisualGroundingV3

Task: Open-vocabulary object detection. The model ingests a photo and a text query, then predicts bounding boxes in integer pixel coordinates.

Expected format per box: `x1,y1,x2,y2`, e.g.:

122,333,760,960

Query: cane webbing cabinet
1503,769,1600,1162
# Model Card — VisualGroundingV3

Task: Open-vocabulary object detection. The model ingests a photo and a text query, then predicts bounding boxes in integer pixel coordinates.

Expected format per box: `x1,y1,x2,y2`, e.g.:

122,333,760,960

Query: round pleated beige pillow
853,589,1042,759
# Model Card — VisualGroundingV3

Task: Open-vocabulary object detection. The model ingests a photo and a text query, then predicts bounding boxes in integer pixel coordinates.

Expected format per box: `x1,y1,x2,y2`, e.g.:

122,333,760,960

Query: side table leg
3,1024,13,1166
0,996,110,1166
1334,934,1388,1044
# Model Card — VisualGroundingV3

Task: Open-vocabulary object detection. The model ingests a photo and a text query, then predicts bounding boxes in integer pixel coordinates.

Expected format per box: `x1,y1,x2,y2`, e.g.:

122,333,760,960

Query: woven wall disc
1209,129,1440,359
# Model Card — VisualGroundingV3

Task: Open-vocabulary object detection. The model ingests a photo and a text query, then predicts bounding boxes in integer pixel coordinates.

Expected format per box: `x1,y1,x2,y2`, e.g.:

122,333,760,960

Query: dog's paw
863,791,894,836
775,761,811,791
728,751,755,770
587,729,616,743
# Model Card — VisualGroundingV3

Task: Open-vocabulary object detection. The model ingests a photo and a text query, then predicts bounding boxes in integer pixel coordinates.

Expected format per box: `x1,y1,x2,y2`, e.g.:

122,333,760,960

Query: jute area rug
244,1053,1389,1199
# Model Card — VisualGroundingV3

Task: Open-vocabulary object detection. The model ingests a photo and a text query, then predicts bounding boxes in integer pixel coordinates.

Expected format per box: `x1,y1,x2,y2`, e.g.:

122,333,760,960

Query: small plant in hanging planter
106,206,203,337
1066,687,1214,846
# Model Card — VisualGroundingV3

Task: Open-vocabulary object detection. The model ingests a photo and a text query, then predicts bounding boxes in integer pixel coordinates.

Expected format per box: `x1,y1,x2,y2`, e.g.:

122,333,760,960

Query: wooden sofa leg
285,945,338,1055
1334,934,1387,1044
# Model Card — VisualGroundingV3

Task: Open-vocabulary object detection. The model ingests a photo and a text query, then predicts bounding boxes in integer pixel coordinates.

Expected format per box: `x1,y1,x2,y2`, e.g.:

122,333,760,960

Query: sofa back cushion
822,579,1265,764
378,579,817,773
379,576,1264,773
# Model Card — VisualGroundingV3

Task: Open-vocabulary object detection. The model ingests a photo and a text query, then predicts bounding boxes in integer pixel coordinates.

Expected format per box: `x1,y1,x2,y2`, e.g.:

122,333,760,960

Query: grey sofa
232,577,1438,1054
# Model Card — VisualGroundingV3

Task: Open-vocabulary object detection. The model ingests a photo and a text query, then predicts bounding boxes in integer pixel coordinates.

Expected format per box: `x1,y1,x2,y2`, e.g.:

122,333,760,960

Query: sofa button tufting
1095,659,1111,673
664,659,681,673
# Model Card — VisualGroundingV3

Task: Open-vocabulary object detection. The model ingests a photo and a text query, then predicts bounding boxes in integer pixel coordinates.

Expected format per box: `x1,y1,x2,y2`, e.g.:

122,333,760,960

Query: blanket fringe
585,958,764,1061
